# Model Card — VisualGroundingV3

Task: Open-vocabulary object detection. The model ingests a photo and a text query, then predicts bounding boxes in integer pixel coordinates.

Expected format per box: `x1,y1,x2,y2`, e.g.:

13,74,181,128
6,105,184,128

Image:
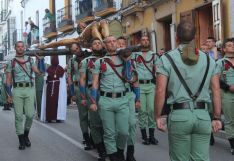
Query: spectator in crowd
206,37,222,61
23,21,31,47
44,9,55,22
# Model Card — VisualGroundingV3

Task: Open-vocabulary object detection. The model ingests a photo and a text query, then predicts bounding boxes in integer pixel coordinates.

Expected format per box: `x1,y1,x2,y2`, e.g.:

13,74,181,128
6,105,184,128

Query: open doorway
157,15,172,52
195,4,213,47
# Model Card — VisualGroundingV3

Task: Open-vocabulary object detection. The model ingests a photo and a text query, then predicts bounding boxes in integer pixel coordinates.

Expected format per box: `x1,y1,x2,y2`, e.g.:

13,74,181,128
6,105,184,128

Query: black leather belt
100,91,126,98
139,79,153,84
14,82,33,88
172,102,206,110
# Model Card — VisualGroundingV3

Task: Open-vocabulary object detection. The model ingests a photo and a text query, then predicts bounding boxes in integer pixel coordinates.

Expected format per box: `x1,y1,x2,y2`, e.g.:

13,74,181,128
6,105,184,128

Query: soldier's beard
93,49,105,56
141,46,150,52
16,51,24,56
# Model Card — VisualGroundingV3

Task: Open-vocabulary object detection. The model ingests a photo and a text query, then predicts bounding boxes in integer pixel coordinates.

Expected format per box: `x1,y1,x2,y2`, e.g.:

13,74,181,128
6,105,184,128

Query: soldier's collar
15,55,24,58
106,53,118,56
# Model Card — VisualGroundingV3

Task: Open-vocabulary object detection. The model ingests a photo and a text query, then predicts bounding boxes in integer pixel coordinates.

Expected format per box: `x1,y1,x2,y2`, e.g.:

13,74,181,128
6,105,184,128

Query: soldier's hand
89,104,97,111
81,100,87,106
156,117,167,132
229,85,234,93
7,96,13,104
135,101,141,109
212,120,222,133
90,104,97,111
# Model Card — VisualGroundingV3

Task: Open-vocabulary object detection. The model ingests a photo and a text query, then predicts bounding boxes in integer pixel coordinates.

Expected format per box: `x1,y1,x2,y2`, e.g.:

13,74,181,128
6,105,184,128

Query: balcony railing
94,0,117,13
57,5,74,31
0,10,7,22
43,17,57,38
75,0,94,22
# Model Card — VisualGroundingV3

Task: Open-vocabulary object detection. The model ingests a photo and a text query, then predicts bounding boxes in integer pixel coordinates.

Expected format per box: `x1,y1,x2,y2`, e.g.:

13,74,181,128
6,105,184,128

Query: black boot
140,129,150,145
126,145,136,161
83,133,92,150
109,152,118,161
117,148,125,161
149,128,158,145
96,143,106,161
2,103,7,110
24,130,31,147
18,134,25,150
228,138,234,155
210,133,215,146
90,134,96,149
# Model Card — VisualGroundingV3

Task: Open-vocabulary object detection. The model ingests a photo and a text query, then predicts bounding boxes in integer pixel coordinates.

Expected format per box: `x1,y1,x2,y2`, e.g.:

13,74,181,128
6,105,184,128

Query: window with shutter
212,0,223,47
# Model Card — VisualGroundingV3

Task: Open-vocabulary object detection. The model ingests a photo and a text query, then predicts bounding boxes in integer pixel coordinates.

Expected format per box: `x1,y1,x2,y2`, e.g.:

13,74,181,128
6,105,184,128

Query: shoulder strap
11,59,16,84
138,55,156,79
14,58,33,80
165,53,210,100
104,58,126,82
28,57,33,83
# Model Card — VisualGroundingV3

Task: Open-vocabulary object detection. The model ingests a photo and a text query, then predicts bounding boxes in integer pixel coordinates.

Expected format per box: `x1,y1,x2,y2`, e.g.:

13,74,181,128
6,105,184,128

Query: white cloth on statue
40,74,67,122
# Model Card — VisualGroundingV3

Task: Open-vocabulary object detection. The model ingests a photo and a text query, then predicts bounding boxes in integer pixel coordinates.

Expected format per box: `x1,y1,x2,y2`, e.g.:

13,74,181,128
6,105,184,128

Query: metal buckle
112,93,117,98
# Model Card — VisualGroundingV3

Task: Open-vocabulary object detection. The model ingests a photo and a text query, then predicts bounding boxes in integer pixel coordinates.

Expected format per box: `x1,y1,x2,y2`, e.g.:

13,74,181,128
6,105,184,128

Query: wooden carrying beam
25,49,71,56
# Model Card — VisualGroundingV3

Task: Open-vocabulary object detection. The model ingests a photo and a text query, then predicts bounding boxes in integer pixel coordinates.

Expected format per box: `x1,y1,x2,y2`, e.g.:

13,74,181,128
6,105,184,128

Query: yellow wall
223,0,230,38
125,7,155,35
49,0,53,12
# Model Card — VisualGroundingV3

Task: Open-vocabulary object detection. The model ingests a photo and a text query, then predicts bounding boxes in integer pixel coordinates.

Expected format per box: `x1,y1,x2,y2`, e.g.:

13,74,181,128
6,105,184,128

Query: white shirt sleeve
26,24,31,34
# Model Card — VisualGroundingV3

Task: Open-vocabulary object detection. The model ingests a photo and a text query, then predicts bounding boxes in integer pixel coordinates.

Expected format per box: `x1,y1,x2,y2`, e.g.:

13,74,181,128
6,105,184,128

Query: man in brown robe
40,56,67,122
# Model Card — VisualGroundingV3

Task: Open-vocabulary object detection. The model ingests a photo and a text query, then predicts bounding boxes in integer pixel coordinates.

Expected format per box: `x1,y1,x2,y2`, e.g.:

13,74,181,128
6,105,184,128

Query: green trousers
0,85,7,105
87,89,103,145
138,83,156,129
98,95,129,154
13,86,35,135
75,85,89,134
168,107,211,161
35,75,44,116
221,90,234,139
126,91,136,146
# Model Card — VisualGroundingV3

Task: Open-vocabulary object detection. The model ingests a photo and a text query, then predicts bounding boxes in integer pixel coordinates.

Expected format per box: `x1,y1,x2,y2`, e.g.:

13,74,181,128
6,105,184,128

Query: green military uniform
6,56,36,135
125,83,136,146
93,55,129,155
216,57,234,144
79,56,103,145
67,56,89,135
133,51,159,144
157,46,217,161
0,72,7,106
35,63,49,117
35,75,43,117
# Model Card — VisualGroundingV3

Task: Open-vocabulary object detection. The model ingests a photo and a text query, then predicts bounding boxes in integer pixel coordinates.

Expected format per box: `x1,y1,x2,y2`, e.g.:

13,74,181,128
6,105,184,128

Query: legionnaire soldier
35,56,47,118
155,21,222,161
5,41,42,150
1,65,11,110
133,35,159,145
117,37,140,161
79,38,106,161
90,36,139,161
216,38,234,155
67,43,93,150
